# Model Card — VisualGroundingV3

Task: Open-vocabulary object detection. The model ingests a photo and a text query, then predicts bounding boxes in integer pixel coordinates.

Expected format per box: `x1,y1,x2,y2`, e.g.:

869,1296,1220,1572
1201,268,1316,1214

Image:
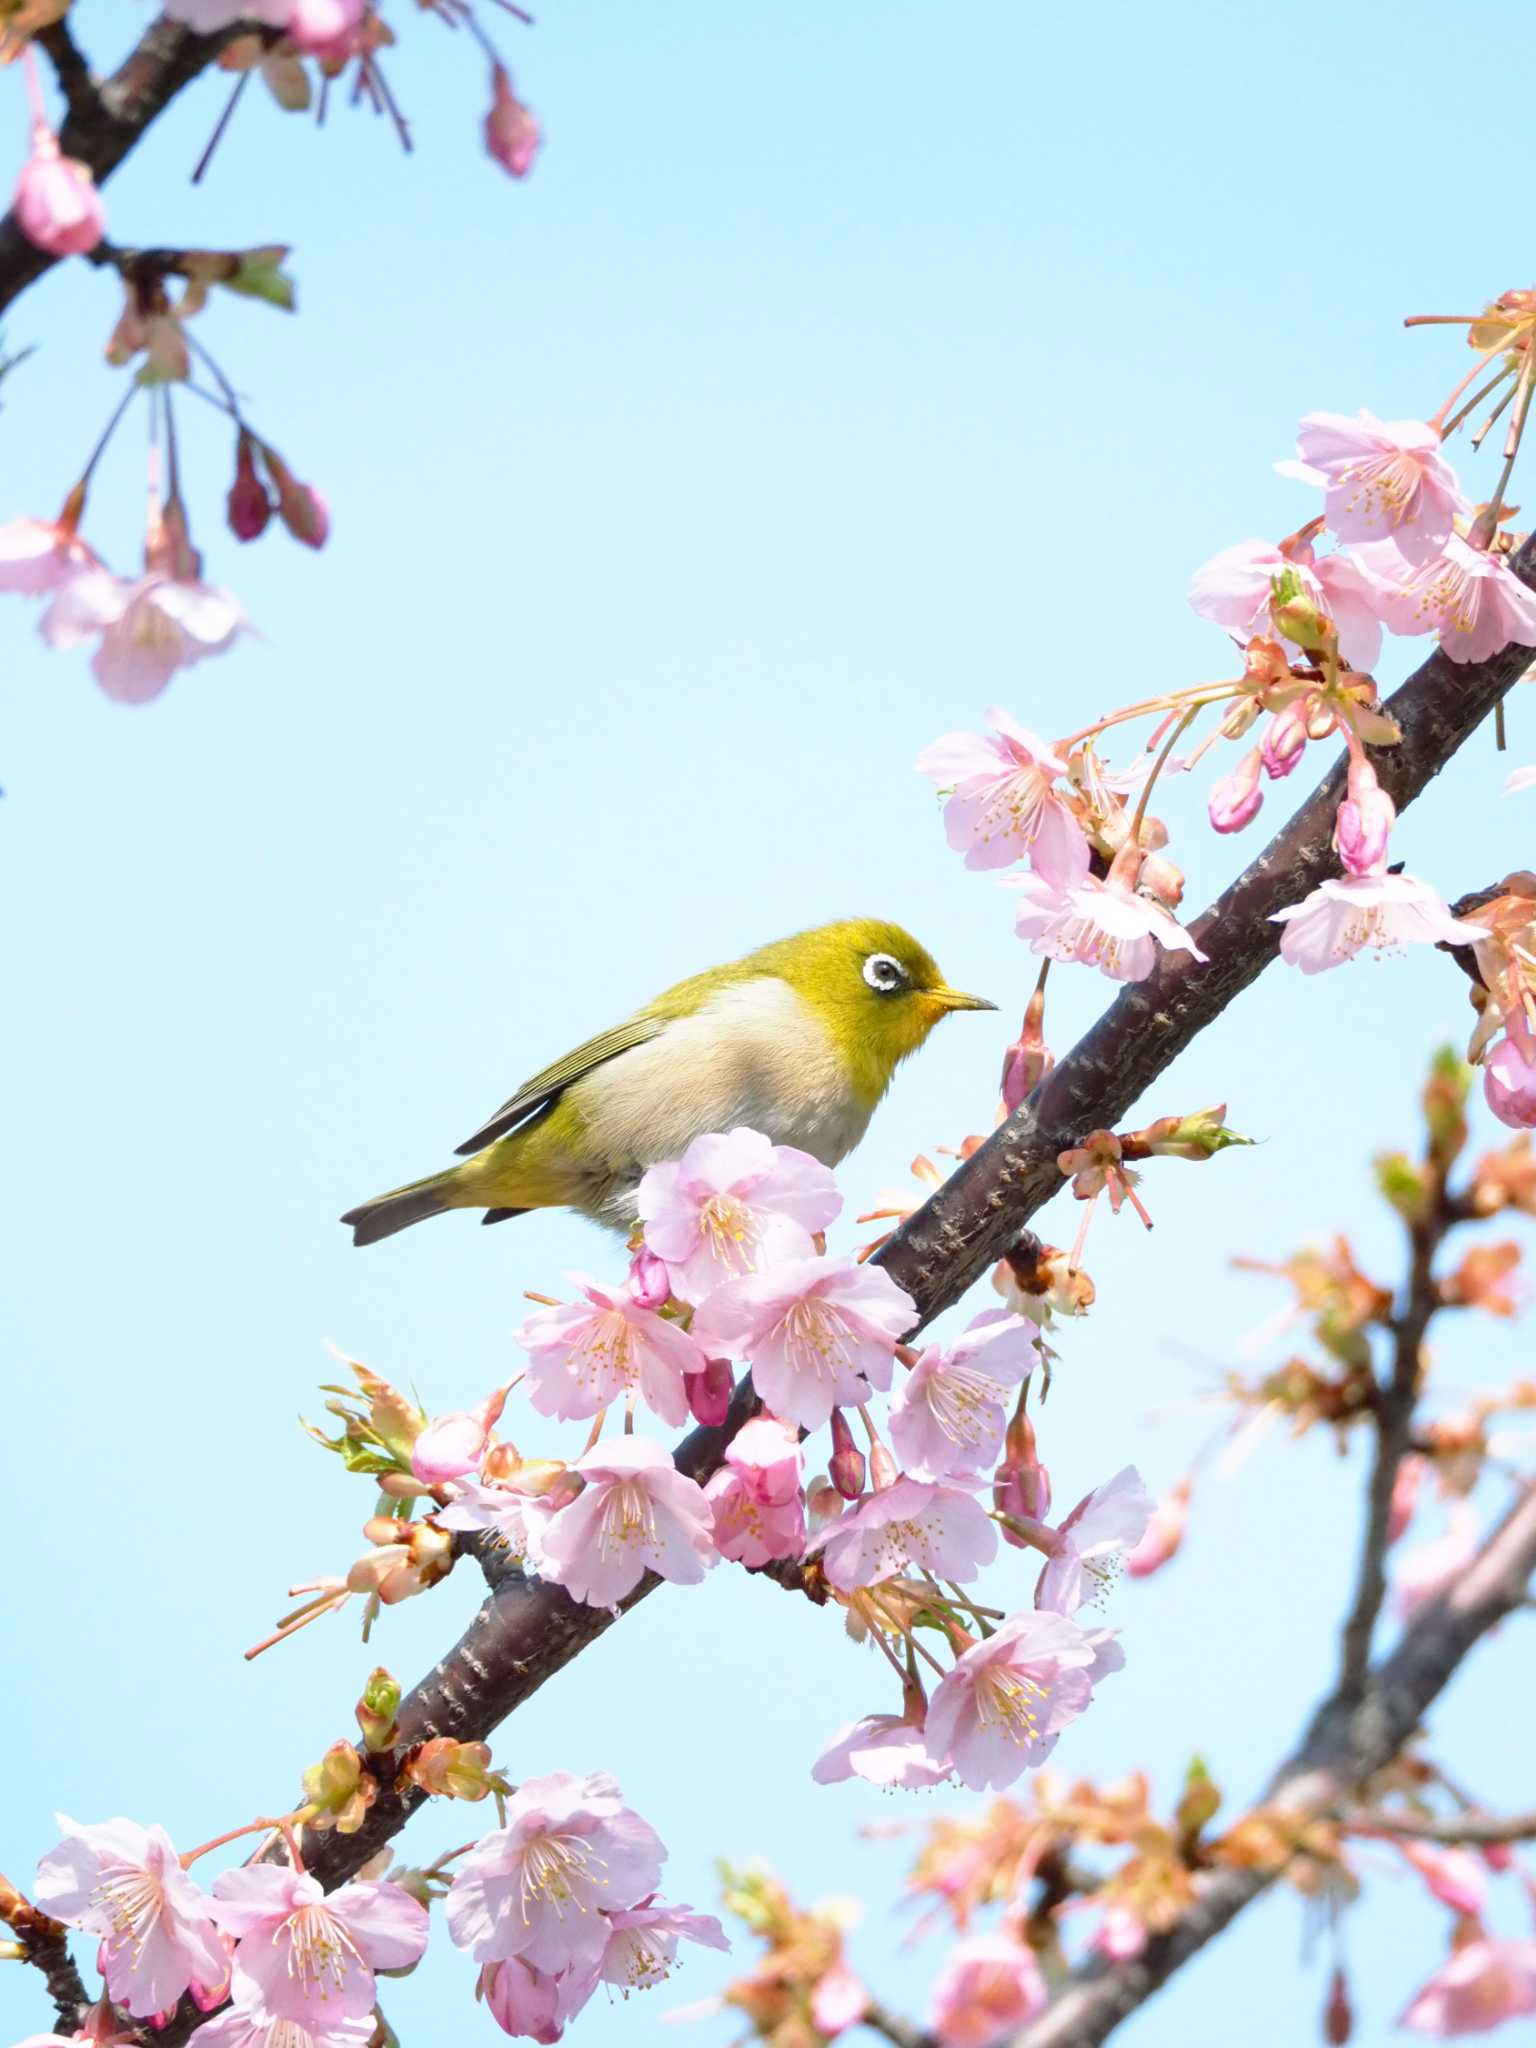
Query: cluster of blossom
917,308,1536,1130
281,1123,1191,1801
2,3,537,705
18,1767,715,2047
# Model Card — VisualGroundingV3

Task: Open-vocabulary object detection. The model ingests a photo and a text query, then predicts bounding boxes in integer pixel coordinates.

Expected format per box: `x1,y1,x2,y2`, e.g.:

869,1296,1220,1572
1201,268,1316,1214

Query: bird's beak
930,986,997,1013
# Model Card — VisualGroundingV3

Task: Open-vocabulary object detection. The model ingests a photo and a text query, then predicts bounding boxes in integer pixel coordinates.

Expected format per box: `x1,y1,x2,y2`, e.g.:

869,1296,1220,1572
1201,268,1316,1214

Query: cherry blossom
1035,1466,1153,1614
516,1276,708,1425
1398,1938,1536,2035
1006,849,1207,983
929,1931,1046,2047
538,1437,716,1607
411,1384,510,1483
0,514,99,597
889,1311,1038,1482
13,120,105,259
445,1771,665,1973
41,566,247,706
1397,1841,1489,1919
189,2013,376,2048
690,1253,915,1431
1188,538,1382,669
1351,534,1536,664
704,1415,806,1566
812,1959,869,2034
924,1610,1103,1790
1271,872,1483,974
478,1955,585,2043
208,1865,425,2025
486,65,541,178
637,1127,841,1305
1504,764,1536,796
812,1703,953,1789
33,1816,229,2018
1288,410,1469,565
813,1477,997,1590
434,1476,556,1568
916,709,1089,882
596,1899,730,1992
1484,1032,1536,1129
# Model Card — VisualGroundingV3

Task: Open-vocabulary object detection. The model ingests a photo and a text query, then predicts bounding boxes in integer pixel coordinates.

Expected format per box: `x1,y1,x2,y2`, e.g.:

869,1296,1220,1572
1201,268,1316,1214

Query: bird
340,918,994,1246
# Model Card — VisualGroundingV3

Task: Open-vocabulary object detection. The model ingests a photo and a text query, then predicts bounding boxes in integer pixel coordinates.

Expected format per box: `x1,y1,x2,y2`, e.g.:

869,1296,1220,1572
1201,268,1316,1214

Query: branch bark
0,1873,90,2032
1341,1805,1536,1846
0,19,243,318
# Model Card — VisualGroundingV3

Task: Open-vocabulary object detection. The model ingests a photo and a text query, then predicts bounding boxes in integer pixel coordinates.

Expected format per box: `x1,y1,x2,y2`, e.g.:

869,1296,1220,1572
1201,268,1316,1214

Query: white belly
569,979,872,1219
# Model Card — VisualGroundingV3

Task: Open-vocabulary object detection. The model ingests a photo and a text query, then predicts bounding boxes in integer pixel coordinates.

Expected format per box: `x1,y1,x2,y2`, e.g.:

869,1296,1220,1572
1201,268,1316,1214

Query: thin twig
0,1872,91,2032
1341,1805,1536,1846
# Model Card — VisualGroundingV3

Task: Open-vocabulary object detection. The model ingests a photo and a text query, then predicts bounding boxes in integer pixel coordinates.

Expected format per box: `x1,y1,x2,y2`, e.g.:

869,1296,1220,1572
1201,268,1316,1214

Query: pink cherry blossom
478,1955,589,2043
690,1253,915,1430
889,1311,1038,1482
1092,1903,1149,1961
485,65,541,178
1126,1479,1191,1578
287,0,365,58
1351,534,1536,664
1035,1466,1153,1614
1208,746,1264,834
516,1276,708,1425
924,1610,1102,1790
812,1706,953,1789
1006,852,1207,983
1333,753,1396,876
1397,1841,1489,1920
627,1246,672,1308
411,1383,510,1483
13,123,105,258
1398,1938,1536,2035
704,1415,806,1566
811,1960,869,2035
435,1476,555,1568
637,1127,841,1305
0,514,99,596
1485,1032,1536,1129
1291,411,1469,566
445,1772,665,1973
41,567,247,705
33,1816,229,2018
189,2012,376,2048
1504,764,1536,796
916,709,1089,882
929,1932,1046,2047
1396,1503,1481,1621
209,1865,426,2025
1188,539,1382,669
1271,871,1483,974
597,1899,730,1992
538,1437,716,1607
814,1477,997,1590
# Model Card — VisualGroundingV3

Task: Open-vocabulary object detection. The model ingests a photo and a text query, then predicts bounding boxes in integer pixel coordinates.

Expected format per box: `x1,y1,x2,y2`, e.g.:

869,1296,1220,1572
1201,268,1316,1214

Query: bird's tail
341,1168,460,1247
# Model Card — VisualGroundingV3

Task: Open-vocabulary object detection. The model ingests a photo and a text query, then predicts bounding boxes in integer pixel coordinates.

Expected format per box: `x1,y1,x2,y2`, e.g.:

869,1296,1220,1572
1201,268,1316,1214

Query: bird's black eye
862,951,909,994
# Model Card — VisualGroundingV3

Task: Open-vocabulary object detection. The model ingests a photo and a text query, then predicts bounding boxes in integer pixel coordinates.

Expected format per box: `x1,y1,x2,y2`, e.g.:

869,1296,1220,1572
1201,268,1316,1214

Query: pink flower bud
626,1246,671,1310
683,1357,733,1427
287,0,364,58
1333,754,1395,877
1207,746,1264,833
485,64,540,179
1000,984,1052,1114
867,1437,899,1491
259,443,329,549
227,434,272,543
828,1409,866,1500
1323,1965,1352,2046
1261,702,1309,780
13,127,105,258
994,1411,1050,1542
806,1477,843,1529
1484,1033,1536,1130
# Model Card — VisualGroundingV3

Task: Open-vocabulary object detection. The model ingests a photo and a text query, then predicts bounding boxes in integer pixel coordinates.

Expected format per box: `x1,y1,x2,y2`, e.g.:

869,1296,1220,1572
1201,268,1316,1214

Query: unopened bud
806,1477,843,1529
627,1247,671,1309
259,443,329,549
994,1406,1050,1539
404,1735,505,1802
1423,1045,1472,1167
1334,753,1395,877
1001,983,1052,1114
1208,746,1264,834
684,1358,734,1427
1375,1151,1433,1224
1175,1755,1221,1839
1124,1106,1251,1162
1139,852,1185,911
828,1409,866,1499
226,433,271,541
1261,701,1310,780
1323,1965,1352,2045
868,1437,899,1491
355,1667,401,1751
1269,567,1336,656
301,1740,377,1834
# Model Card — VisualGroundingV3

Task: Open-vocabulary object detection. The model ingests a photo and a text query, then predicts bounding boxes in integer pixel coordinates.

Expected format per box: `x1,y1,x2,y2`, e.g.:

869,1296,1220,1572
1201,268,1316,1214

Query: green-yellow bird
341,918,995,1246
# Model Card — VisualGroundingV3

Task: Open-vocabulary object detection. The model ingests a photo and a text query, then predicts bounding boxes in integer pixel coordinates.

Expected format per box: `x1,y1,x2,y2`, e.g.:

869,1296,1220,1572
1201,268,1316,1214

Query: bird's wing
453,1016,668,1156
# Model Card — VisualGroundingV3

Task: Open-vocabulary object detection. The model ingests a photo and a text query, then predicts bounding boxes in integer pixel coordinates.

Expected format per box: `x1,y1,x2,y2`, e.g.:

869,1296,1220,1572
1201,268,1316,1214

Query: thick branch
0,19,243,317
1012,1482,1536,2048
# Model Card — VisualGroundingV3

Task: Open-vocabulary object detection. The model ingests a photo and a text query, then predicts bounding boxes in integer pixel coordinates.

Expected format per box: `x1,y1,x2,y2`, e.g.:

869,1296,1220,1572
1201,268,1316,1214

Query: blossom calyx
355,1667,402,1751
1174,1756,1221,1843
1268,567,1336,657
301,1740,378,1833
1120,1106,1252,1162
404,1736,508,1802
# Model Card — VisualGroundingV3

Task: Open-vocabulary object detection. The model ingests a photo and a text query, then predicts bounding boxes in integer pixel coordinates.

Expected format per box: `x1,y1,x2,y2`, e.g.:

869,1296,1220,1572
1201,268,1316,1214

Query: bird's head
756,918,996,1107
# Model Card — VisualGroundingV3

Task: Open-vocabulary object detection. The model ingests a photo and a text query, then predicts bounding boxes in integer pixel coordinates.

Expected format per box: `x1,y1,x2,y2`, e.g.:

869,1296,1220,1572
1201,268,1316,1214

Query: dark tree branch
0,1872,91,2032
0,18,246,318
1010,1481,1536,2048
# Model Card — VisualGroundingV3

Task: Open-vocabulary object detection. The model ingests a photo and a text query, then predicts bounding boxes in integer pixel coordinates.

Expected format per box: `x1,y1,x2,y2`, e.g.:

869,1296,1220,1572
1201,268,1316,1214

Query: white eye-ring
863,951,908,993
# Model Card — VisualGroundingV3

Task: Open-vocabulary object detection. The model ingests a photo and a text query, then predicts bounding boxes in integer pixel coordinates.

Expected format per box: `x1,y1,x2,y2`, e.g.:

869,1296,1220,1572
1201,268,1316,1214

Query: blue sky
6,2,1536,2044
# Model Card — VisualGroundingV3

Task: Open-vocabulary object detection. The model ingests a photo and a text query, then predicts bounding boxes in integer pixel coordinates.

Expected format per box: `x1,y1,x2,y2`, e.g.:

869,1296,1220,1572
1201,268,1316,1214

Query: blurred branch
0,18,247,317
1342,1805,1536,1846
0,1870,89,2031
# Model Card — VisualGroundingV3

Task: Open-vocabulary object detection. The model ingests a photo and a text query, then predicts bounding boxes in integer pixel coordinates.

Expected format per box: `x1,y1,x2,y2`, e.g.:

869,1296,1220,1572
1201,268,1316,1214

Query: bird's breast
569,977,872,1172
